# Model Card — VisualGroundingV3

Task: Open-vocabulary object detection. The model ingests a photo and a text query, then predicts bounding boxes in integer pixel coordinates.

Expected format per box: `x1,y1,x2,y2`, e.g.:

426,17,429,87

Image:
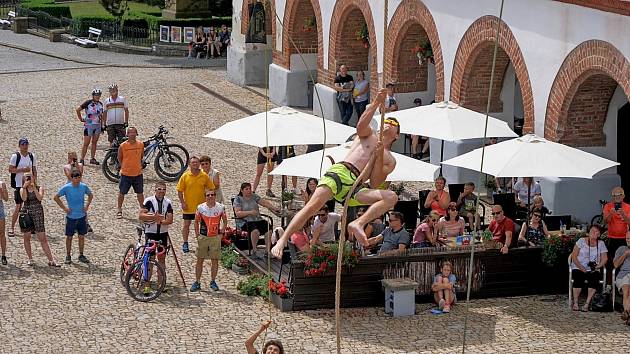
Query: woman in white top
353,70,369,120
570,224,607,312
200,155,223,203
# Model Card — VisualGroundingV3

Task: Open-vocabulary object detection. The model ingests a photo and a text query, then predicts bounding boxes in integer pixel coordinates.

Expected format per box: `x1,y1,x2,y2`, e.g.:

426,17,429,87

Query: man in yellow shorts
272,88,399,259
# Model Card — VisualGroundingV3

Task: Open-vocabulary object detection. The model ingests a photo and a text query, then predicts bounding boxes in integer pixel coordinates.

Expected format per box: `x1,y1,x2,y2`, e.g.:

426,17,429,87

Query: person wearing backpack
8,138,36,237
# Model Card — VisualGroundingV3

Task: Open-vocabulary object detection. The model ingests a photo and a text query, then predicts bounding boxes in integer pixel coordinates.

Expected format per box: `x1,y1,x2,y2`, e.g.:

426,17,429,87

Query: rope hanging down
461,1,505,353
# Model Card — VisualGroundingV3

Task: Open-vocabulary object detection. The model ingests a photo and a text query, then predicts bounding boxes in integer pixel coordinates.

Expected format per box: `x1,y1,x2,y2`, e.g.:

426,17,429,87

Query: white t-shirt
571,238,607,271
9,152,36,188
513,180,541,204
104,95,128,125
311,212,341,243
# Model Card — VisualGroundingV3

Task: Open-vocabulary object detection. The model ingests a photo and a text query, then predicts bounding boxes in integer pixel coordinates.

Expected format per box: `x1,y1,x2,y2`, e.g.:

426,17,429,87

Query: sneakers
64,256,72,264
89,158,100,165
266,189,276,198
116,210,122,219
190,281,201,292
210,280,219,291
87,223,93,233
182,242,190,253
1,256,7,265
78,255,90,264
438,298,445,311
79,159,85,164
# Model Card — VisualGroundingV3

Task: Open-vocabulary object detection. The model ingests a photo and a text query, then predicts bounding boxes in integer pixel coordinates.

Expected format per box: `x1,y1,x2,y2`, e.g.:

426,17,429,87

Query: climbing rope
461,1,505,353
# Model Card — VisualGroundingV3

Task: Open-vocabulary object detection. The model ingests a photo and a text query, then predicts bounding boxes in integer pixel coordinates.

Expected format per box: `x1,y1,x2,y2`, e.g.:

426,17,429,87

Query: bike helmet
92,88,102,96
108,83,118,91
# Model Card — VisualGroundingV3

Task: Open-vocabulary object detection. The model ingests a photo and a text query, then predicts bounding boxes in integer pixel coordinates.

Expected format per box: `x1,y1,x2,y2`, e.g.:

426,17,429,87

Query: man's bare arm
357,88,387,138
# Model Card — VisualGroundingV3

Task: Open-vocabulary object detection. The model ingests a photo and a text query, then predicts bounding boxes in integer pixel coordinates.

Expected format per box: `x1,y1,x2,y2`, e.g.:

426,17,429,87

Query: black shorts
257,150,277,165
243,220,269,234
13,188,23,204
276,146,296,165
119,174,144,194
106,124,126,143
182,213,195,221
145,232,169,250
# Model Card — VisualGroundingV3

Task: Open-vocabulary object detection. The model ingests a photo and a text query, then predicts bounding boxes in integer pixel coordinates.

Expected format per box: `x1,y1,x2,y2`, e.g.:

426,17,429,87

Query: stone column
162,0,212,19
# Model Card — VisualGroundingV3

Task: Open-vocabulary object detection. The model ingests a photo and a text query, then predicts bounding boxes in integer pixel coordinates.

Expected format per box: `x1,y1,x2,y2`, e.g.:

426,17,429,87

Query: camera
614,202,622,211
587,261,597,272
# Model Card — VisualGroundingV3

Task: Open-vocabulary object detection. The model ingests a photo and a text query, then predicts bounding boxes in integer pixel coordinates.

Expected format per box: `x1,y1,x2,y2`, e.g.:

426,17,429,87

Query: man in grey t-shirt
367,211,410,255
613,237,630,319
311,205,341,244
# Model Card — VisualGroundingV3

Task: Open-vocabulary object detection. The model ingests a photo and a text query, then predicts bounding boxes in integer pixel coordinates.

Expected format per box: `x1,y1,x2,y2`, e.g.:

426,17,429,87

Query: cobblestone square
0,31,629,353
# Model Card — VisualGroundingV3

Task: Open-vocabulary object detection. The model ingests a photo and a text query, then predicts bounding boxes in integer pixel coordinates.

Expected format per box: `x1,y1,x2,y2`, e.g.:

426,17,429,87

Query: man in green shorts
272,88,399,259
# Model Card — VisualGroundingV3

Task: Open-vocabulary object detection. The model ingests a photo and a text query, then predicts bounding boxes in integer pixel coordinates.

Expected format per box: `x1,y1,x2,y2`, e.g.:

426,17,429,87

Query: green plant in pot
232,256,249,275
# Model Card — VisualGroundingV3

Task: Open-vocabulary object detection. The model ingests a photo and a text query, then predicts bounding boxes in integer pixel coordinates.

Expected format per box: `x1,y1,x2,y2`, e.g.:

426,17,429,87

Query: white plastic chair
568,254,607,309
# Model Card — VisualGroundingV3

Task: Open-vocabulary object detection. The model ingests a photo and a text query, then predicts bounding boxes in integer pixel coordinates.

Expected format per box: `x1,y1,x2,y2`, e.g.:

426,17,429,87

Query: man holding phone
603,187,630,271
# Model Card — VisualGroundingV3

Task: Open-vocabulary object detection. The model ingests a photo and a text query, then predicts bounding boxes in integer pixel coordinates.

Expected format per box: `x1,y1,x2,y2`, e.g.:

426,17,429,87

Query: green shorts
318,162,360,203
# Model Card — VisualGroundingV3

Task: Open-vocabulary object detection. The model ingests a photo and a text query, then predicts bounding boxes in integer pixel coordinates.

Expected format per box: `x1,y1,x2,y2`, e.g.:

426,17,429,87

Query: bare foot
271,239,287,259
348,221,369,247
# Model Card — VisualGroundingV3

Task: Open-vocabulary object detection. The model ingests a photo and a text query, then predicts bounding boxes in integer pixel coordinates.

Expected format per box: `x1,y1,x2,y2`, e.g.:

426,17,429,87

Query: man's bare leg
347,189,398,246
271,186,333,258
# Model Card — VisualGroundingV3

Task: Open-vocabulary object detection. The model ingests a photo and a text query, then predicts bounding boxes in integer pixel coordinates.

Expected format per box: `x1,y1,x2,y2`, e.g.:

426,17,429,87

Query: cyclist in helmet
103,83,129,147
75,88,104,165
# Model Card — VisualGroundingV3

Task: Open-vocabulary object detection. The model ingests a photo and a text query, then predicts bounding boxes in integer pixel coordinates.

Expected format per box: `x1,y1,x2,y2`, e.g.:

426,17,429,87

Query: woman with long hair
301,177,318,203
436,202,465,241
412,210,440,248
517,209,550,245
19,172,59,266
233,182,280,258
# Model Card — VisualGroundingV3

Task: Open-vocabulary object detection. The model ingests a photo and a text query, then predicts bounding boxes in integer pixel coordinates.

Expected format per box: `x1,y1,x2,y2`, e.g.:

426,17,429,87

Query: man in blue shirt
54,170,93,264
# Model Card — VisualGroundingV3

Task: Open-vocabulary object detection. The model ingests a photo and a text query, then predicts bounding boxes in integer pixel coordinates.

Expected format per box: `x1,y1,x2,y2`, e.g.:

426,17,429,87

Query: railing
0,0,18,19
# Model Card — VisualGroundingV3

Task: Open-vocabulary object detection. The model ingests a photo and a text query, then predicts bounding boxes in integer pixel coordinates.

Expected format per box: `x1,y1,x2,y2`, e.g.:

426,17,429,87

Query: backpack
10,152,34,188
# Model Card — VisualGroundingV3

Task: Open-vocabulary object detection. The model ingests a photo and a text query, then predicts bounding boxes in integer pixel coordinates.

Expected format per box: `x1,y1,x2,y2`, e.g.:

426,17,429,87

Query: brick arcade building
228,0,630,222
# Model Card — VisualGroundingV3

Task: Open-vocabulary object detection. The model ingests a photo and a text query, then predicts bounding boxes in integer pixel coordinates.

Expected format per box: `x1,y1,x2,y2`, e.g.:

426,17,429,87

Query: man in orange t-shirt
116,126,144,219
603,186,630,269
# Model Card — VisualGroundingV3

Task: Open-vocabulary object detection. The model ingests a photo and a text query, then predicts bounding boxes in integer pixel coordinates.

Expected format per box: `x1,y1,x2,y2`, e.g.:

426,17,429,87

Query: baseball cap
18,137,29,145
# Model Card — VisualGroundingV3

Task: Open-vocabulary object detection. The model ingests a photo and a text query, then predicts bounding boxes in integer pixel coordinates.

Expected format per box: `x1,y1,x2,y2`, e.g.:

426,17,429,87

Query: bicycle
122,228,167,302
102,125,189,183
590,199,608,227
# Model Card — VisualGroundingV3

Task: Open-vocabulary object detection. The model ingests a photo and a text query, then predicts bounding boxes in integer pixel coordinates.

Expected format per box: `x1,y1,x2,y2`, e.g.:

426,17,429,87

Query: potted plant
269,279,293,312
302,16,316,32
410,40,434,66
355,21,369,48
302,243,359,277
237,274,271,298
232,256,249,275
542,232,582,267
481,229,496,249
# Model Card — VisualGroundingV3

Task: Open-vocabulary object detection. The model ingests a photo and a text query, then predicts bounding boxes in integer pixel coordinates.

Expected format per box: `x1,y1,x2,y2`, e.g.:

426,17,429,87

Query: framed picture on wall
159,25,169,42
183,27,195,43
171,26,182,43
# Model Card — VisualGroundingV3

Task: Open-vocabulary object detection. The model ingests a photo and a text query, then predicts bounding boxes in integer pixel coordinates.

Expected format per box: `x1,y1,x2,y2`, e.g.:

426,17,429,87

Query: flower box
271,293,294,312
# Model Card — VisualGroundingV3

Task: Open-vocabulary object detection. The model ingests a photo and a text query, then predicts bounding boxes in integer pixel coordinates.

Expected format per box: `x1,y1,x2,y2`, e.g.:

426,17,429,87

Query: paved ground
1,30,629,354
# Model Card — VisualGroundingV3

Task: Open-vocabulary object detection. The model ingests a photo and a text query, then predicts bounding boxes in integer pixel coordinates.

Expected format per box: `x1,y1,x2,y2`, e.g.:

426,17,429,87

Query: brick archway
383,0,444,101
275,0,323,71
326,0,378,96
450,15,535,133
240,0,276,47
544,40,630,146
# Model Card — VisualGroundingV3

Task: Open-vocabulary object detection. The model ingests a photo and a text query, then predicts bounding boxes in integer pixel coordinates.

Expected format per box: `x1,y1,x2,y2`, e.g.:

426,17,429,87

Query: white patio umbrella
270,142,439,182
441,134,619,178
204,106,356,147
376,101,519,141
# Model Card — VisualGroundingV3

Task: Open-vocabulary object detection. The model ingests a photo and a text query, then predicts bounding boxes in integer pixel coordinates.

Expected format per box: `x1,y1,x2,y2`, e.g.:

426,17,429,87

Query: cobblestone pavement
0,39,629,354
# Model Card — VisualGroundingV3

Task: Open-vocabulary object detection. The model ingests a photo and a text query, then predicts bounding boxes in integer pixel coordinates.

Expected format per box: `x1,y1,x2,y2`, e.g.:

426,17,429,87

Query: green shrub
237,274,271,298
220,244,238,269
21,5,72,18
70,16,116,36
122,17,148,29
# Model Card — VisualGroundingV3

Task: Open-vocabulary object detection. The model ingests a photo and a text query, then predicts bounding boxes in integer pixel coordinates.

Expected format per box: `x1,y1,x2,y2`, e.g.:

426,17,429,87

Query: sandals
8,229,15,237
572,303,579,311
48,261,61,268
116,211,122,219
27,259,33,266
581,304,589,312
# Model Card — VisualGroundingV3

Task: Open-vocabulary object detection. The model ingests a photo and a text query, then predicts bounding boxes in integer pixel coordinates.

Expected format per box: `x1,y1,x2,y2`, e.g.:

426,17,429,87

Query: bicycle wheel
164,144,189,167
102,150,121,183
154,150,185,182
120,244,134,285
124,259,166,302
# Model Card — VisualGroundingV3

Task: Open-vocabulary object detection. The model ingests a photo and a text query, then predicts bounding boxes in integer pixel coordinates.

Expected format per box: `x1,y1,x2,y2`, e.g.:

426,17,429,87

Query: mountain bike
122,227,167,302
102,125,188,183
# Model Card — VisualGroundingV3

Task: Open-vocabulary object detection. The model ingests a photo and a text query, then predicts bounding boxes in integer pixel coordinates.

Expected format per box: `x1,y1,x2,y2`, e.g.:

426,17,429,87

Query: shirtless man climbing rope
271,88,399,259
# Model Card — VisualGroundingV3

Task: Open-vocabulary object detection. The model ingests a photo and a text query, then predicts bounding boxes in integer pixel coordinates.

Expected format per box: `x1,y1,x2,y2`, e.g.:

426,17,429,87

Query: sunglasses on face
492,211,503,216
156,188,166,191
430,218,439,222
448,207,457,211
206,193,216,197
71,175,81,178
613,193,624,197
532,214,541,218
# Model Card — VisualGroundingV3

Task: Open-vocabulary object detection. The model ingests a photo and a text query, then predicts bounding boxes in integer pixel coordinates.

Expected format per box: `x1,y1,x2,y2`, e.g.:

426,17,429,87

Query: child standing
432,261,457,313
